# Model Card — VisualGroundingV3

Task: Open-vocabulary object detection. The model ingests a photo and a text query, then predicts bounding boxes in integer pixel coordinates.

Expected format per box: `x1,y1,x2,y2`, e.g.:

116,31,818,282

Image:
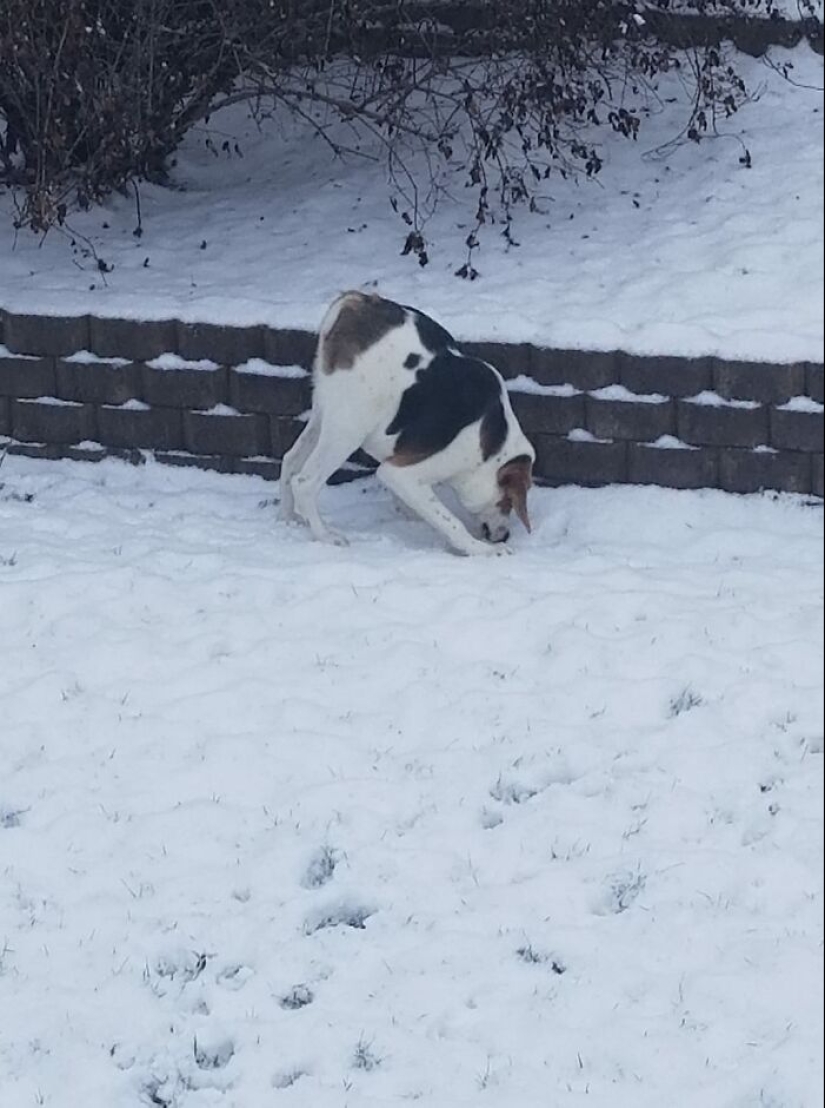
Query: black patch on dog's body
408,308,456,354
388,351,507,464
480,397,508,460
404,353,422,370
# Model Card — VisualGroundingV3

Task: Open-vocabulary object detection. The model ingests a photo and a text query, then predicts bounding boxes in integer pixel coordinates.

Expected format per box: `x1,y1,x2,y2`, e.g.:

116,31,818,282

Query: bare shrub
1,1,818,255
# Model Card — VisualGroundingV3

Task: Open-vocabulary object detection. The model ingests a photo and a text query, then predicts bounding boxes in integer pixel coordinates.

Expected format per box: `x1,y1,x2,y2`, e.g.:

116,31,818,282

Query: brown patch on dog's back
321,292,406,373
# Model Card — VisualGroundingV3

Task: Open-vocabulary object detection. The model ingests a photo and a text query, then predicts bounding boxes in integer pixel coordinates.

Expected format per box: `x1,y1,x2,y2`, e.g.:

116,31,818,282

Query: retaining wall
361,5,824,57
396,4,819,56
0,311,822,497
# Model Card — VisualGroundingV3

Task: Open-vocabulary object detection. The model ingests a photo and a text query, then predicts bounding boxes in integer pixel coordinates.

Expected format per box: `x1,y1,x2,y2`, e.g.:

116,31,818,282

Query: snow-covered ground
0,49,823,363
1,454,822,1107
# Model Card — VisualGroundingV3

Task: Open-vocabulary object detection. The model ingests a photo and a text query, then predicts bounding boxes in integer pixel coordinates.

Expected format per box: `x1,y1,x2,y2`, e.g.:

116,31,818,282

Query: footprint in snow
592,870,647,916
0,806,26,829
216,963,254,991
301,845,339,889
304,900,376,934
193,1035,235,1071
151,949,210,986
480,807,504,829
272,1068,309,1090
279,984,314,1010
488,757,578,809
489,777,542,806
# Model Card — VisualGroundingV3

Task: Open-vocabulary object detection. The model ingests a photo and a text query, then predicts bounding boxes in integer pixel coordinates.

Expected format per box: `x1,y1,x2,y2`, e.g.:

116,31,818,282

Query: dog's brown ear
498,455,533,533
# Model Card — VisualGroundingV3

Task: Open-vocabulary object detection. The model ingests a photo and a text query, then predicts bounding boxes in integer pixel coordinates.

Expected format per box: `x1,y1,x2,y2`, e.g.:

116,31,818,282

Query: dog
279,291,535,556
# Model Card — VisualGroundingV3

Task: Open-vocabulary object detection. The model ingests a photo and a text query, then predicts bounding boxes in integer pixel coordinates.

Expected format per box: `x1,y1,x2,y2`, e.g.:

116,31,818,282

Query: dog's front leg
377,463,510,557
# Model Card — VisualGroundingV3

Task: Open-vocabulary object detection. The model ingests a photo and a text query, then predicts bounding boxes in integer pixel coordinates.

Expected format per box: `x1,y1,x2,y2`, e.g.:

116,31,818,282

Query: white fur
280,294,535,556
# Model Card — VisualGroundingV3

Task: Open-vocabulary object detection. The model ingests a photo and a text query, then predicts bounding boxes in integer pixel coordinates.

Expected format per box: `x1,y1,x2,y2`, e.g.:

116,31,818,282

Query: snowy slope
1,456,822,1107
0,49,822,363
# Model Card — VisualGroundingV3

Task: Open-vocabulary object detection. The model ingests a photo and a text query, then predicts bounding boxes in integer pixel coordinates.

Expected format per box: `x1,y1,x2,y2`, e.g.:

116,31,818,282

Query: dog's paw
456,538,513,557
315,528,350,548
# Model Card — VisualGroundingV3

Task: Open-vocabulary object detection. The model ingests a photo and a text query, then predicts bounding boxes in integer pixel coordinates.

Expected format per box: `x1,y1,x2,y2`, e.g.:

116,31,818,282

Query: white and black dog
279,291,536,556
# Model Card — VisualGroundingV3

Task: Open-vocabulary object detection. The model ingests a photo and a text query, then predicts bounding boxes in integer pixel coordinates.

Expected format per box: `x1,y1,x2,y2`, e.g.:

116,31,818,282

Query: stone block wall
1,310,822,498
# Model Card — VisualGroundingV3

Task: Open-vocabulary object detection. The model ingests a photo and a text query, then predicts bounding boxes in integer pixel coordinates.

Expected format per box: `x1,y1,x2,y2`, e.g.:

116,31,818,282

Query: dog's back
313,291,520,463
315,291,408,375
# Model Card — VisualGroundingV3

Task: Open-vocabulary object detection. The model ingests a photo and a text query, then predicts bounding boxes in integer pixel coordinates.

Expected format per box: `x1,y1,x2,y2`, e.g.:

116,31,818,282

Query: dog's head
475,453,534,544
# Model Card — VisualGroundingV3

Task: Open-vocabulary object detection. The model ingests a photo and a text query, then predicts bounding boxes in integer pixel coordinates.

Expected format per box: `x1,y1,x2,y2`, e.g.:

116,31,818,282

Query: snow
507,377,581,398
568,427,612,442
0,49,822,365
26,395,84,407
146,354,221,372
590,384,669,404
650,434,700,449
779,395,825,412
113,399,151,412
234,359,308,379
63,351,131,367
1,453,822,1108
688,389,762,408
0,345,38,361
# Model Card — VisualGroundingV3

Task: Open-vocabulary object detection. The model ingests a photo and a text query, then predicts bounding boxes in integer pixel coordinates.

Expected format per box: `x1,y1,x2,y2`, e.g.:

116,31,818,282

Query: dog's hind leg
279,408,321,522
291,418,369,545
376,463,509,557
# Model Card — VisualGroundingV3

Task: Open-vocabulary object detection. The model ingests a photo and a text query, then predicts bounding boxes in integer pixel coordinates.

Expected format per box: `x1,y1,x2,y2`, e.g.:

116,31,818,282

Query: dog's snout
482,523,510,544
